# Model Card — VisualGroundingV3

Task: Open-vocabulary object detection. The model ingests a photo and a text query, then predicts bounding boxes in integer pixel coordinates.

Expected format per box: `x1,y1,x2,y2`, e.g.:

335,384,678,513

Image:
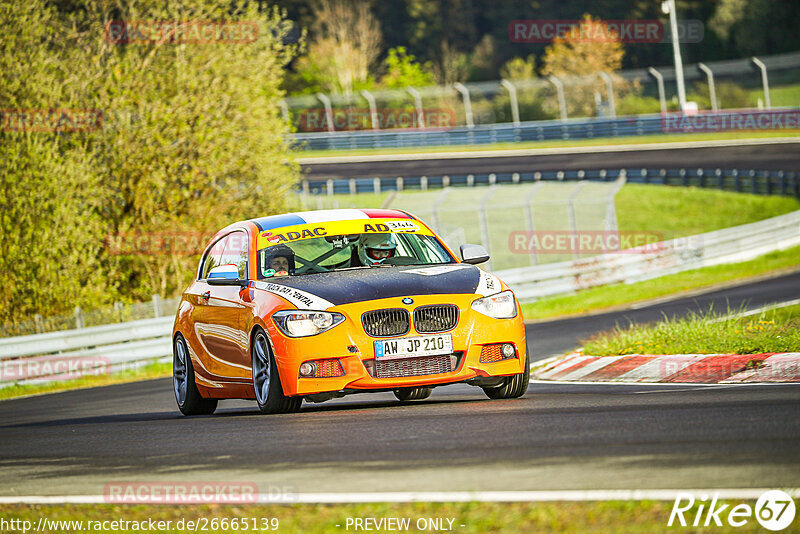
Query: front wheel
482,353,530,399
252,328,302,414
394,387,433,402
173,334,217,416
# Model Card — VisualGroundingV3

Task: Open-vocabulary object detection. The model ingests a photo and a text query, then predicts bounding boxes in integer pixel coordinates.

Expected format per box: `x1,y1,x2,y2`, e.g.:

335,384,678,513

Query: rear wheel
394,387,433,402
482,353,530,399
252,328,302,414
173,334,218,416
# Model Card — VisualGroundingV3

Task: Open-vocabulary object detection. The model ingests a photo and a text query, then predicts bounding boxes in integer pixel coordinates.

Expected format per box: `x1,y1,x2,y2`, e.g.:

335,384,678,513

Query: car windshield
257,232,455,278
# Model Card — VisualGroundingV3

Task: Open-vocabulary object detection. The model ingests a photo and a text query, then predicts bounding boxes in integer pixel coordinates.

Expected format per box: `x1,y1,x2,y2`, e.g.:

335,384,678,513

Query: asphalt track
1,271,799,496
301,141,800,179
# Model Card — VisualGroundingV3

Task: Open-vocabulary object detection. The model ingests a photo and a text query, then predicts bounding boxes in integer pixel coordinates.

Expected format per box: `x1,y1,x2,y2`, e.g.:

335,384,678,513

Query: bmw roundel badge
402,297,414,305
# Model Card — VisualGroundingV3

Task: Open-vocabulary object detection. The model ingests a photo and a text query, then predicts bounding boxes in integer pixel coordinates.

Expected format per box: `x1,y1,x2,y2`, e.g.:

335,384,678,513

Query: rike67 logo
669,490,796,530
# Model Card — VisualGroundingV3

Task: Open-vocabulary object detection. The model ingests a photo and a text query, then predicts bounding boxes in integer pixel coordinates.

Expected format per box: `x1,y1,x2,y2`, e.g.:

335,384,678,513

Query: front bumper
264,293,527,397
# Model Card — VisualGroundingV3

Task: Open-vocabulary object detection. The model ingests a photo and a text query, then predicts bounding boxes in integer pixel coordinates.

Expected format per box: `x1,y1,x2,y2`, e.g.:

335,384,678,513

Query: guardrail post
360,89,380,130
114,301,124,322
442,175,450,188
373,177,381,194
751,57,771,109
302,180,310,196
74,306,84,329
453,82,474,128
598,72,616,118
512,172,520,184
396,177,404,191
152,294,162,318
349,179,356,195
647,67,667,114
467,174,474,187
315,93,335,132
420,176,428,191
697,62,718,111
34,314,44,333
406,87,426,129
488,173,496,185
548,76,568,121
500,79,520,126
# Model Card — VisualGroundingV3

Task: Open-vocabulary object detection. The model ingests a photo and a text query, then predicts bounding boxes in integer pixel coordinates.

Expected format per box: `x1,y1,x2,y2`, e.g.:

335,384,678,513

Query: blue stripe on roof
252,214,307,231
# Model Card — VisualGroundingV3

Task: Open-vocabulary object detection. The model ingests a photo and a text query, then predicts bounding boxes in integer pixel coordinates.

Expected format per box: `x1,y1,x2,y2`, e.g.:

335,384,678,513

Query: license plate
374,334,453,360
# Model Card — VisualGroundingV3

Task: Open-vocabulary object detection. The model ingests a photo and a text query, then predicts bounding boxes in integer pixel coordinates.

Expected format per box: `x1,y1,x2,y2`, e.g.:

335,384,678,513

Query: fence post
34,314,44,333
478,186,499,270
697,62,718,111
360,89,380,130
453,82,474,128
74,306,84,329
598,72,616,118
152,294,162,318
567,182,589,259
500,79,520,126
548,76,568,121
406,87,426,129
315,93,335,132
751,57,771,109
114,301,124,323
647,67,667,114
524,182,544,266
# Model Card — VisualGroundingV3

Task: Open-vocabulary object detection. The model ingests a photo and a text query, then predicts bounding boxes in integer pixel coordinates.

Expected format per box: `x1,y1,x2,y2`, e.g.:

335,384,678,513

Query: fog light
299,362,316,377
501,343,515,358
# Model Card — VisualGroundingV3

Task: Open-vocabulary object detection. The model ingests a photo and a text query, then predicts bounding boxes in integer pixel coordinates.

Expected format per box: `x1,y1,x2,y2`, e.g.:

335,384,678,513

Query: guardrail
495,209,800,300
292,109,800,151
0,317,173,386
2,210,798,386
302,168,800,197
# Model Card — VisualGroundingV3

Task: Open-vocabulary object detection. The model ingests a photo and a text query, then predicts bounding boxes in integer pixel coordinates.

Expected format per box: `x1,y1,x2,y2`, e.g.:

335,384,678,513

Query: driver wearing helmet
357,233,397,266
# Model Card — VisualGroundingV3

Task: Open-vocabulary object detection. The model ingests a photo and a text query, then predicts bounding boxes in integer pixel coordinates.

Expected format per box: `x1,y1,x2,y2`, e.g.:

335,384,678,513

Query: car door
190,231,252,382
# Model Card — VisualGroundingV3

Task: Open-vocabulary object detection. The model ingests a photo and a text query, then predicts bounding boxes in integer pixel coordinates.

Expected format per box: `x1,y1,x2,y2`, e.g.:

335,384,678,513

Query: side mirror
460,244,490,265
207,265,248,287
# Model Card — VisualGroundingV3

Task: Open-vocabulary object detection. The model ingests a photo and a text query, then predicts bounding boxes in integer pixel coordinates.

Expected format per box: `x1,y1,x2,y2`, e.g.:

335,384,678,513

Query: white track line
2,489,799,504
296,137,800,164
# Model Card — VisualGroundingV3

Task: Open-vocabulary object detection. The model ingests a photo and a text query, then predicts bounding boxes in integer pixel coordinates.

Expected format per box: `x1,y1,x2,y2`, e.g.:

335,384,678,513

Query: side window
199,236,228,279
218,231,248,279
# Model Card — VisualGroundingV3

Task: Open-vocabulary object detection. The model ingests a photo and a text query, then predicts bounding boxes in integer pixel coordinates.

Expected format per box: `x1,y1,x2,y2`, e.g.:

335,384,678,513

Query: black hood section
265,265,480,306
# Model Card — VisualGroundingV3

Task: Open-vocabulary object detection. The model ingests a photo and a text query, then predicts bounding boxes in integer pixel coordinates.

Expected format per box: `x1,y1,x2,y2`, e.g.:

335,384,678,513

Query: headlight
471,290,517,319
272,310,345,337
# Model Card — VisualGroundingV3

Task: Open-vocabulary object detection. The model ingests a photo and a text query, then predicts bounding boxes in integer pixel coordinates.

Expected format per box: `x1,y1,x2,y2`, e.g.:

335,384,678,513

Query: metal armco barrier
0,317,173,385
495,209,800,301
292,109,800,151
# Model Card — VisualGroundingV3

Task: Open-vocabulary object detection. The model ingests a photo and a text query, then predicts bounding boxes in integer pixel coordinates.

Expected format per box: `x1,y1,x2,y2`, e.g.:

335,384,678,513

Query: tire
173,334,218,416
482,352,530,400
394,387,433,402
252,328,302,414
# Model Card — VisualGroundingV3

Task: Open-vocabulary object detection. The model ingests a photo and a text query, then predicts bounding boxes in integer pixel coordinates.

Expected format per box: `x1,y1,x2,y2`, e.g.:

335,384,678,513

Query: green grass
616,185,800,240
1,501,790,533
295,130,799,159
0,360,171,401
749,84,800,108
583,303,800,356
521,245,800,321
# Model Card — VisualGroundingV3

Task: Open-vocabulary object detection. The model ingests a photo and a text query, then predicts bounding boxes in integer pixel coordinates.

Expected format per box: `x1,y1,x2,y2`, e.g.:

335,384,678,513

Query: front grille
414,305,459,333
362,308,410,337
373,354,456,379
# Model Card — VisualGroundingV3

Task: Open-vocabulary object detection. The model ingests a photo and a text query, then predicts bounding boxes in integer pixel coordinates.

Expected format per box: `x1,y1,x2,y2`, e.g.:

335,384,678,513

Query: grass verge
296,129,799,159
521,245,800,321
0,501,787,533
583,303,800,356
0,360,171,401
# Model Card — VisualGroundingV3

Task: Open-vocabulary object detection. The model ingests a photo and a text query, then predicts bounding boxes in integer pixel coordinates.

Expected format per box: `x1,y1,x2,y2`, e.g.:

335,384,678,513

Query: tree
380,47,435,88
295,0,382,95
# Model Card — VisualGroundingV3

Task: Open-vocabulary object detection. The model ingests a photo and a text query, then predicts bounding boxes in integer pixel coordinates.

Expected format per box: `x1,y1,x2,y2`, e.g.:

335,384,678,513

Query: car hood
252,263,502,308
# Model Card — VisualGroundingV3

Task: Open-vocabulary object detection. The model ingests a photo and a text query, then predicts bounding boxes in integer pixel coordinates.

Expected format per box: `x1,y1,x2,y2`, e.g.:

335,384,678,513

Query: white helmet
358,233,397,266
